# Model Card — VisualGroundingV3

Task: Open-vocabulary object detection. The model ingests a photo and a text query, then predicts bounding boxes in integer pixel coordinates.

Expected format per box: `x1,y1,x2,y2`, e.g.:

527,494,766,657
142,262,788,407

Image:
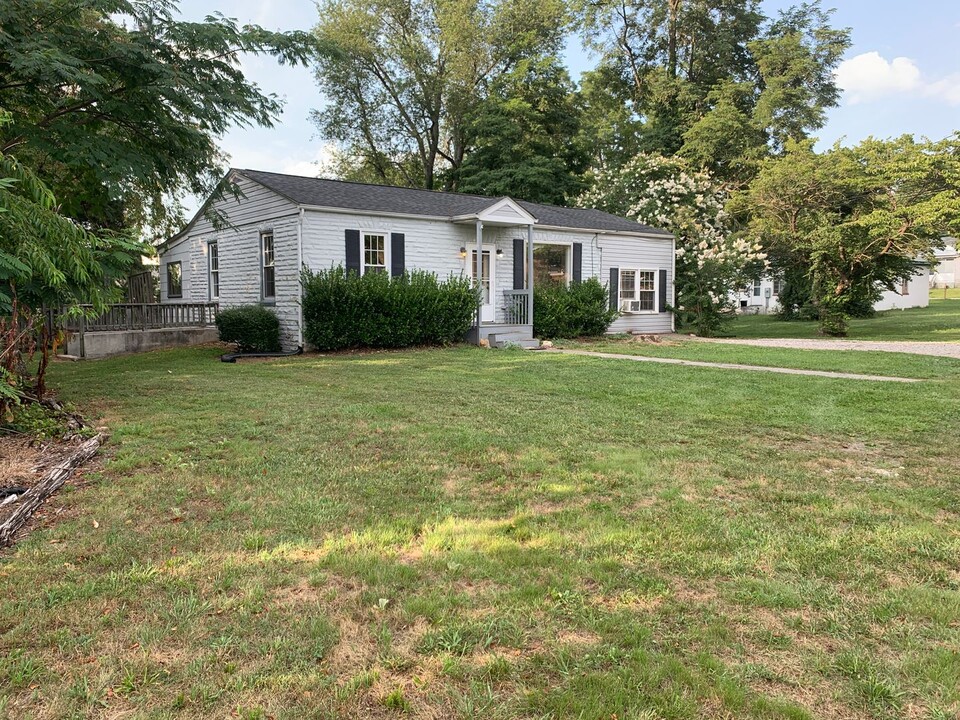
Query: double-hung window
261,232,275,299
753,278,762,297
772,277,784,296
166,262,182,299
363,233,387,274
619,269,656,313
208,242,219,300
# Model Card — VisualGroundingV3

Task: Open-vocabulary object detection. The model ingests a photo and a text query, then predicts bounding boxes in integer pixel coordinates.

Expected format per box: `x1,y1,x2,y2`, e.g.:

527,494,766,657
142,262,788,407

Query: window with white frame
619,269,656,313
208,242,219,300
753,278,762,297
363,233,387,274
261,232,275,299
772,277,784,296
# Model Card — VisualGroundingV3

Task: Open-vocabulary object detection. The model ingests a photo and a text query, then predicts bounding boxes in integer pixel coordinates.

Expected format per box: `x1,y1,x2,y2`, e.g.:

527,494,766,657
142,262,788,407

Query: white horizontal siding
600,234,675,334
159,175,301,348
163,179,676,348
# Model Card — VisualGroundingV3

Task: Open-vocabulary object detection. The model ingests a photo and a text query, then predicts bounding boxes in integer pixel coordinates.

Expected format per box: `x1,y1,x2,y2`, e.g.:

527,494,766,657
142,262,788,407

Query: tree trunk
667,0,681,79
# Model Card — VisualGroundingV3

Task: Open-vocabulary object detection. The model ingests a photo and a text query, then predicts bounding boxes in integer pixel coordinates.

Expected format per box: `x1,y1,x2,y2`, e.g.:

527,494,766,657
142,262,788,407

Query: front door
468,247,496,322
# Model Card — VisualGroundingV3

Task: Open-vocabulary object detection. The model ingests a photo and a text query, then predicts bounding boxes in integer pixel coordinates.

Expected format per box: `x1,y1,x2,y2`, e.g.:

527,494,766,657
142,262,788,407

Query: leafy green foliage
0,112,147,412
301,267,478,351
581,153,765,336
575,0,850,180
453,58,587,204
0,0,316,235
533,279,617,338
215,306,282,353
310,0,568,189
746,135,960,335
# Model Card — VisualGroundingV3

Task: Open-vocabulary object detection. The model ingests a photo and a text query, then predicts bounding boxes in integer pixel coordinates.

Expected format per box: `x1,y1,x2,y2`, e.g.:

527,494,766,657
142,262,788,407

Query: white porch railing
502,290,531,325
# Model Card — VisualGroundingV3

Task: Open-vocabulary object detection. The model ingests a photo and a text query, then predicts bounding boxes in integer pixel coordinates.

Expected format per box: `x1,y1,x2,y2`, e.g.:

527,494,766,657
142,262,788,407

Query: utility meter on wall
764,287,772,299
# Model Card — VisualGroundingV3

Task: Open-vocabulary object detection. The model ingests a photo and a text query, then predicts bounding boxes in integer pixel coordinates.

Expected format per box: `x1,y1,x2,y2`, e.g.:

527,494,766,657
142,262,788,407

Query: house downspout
475,219,483,342
671,234,676,332
297,206,304,347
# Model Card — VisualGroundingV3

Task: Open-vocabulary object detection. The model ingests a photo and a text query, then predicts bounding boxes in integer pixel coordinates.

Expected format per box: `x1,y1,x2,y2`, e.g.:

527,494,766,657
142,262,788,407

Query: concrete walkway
542,348,920,383
687,336,960,360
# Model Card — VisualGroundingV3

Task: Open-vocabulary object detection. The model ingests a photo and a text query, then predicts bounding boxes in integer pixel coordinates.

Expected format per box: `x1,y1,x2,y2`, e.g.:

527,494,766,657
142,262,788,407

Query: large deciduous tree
575,0,849,181
745,135,960,335
0,0,315,236
310,0,569,190
452,58,587,204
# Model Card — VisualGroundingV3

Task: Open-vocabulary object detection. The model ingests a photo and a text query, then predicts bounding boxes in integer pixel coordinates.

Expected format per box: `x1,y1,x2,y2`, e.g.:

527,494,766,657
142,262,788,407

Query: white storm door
468,247,496,322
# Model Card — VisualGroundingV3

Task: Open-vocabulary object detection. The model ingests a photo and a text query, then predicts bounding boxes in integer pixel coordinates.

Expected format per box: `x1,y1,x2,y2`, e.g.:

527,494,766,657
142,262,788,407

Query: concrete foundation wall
66,328,220,359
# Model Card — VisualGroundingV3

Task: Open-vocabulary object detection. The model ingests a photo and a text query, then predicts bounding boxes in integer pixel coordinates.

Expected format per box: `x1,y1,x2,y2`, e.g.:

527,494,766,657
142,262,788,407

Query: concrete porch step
488,333,541,350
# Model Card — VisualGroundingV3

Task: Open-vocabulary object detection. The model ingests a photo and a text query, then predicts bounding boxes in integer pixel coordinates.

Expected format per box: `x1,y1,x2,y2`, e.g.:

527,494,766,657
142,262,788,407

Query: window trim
618,267,658,314
208,241,219,301
166,261,183,299
261,231,276,300
361,231,390,275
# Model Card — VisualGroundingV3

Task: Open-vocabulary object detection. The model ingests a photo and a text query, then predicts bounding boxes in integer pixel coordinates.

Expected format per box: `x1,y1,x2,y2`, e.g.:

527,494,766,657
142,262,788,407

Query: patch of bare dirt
0,432,103,546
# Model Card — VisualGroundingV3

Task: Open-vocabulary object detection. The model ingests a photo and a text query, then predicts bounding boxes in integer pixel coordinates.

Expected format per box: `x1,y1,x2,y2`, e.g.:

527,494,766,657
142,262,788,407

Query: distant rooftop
238,169,672,237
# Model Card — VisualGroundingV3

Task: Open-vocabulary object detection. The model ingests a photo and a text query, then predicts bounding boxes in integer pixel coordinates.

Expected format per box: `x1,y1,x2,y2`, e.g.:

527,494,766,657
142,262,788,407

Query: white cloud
281,144,338,177
835,52,921,104
836,51,960,106
924,74,960,106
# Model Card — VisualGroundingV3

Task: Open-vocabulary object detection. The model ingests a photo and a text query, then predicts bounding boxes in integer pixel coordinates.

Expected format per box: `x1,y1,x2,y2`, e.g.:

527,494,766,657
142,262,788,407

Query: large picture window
619,269,656,313
166,261,182,299
208,242,219,300
363,233,387,274
261,232,275,299
532,244,569,286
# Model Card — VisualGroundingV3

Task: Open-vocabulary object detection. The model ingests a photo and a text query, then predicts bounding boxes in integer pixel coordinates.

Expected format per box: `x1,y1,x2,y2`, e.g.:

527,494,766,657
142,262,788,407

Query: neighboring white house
932,237,958,288
158,170,676,349
733,263,931,314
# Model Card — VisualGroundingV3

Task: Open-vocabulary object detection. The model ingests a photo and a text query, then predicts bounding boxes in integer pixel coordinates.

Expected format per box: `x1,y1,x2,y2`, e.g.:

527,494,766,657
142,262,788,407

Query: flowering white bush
580,153,767,335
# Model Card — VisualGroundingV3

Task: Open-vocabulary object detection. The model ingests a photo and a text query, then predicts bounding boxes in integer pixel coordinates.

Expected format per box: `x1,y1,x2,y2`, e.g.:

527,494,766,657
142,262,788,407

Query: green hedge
533,278,618,339
301,267,478,351
215,305,282,352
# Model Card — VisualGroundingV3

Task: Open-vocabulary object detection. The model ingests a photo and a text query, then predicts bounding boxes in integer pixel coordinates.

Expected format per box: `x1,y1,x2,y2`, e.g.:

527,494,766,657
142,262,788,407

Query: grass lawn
551,336,960,380
727,296,960,342
3,346,960,719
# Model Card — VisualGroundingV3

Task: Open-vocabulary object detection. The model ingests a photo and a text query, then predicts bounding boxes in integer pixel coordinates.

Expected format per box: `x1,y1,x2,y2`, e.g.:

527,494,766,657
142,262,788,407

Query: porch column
475,219,483,334
526,224,534,325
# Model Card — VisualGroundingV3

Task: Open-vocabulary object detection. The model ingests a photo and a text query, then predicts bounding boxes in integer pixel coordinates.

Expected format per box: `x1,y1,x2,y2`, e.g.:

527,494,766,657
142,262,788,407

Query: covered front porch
454,198,538,348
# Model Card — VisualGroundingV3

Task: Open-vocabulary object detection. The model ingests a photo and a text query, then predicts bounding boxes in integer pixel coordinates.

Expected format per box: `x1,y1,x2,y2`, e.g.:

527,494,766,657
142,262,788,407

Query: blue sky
180,0,960,179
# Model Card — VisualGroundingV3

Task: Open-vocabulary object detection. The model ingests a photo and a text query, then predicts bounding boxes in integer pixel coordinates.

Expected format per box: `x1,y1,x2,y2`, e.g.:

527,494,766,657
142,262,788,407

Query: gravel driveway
686,336,960,359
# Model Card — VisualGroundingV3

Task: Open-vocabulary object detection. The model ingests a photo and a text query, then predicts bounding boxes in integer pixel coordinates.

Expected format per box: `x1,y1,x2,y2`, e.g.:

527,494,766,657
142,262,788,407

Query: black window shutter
658,269,668,312
609,267,619,311
572,243,583,283
513,238,525,289
345,229,361,275
390,233,405,277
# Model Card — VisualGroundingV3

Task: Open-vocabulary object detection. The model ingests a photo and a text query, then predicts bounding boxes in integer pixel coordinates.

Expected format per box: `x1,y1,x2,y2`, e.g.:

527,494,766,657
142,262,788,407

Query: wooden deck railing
62,303,219,333
502,290,531,325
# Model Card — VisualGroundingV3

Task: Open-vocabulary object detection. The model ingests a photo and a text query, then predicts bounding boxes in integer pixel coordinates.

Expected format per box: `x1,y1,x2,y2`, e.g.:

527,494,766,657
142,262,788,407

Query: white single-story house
733,263,931,315
932,237,958,288
159,170,676,349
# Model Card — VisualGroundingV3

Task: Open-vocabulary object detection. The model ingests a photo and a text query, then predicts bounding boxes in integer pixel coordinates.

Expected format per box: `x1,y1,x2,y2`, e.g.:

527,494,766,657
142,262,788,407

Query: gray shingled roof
238,169,672,236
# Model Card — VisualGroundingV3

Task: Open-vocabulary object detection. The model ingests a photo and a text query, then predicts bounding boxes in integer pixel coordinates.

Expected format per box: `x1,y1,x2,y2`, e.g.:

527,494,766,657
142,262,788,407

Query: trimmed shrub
301,267,478,351
215,305,282,352
533,278,618,339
